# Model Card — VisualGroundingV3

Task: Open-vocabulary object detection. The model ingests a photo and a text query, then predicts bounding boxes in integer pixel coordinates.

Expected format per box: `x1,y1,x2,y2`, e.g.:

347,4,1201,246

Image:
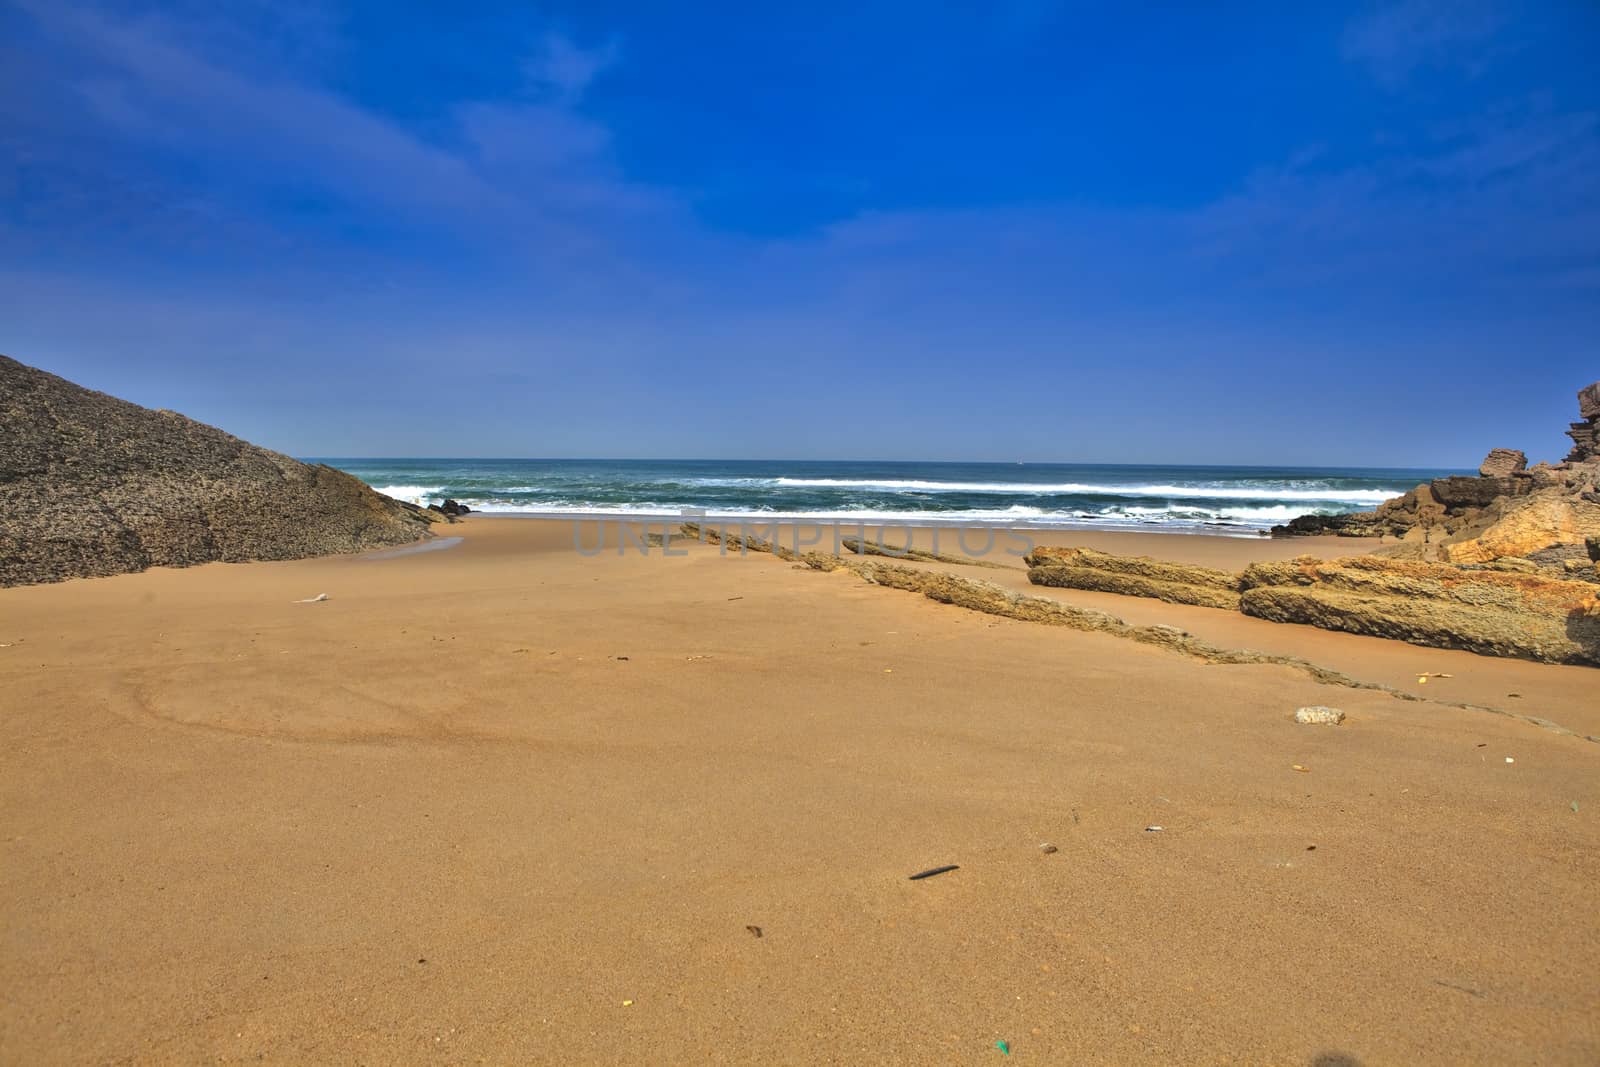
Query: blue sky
2,1,1597,465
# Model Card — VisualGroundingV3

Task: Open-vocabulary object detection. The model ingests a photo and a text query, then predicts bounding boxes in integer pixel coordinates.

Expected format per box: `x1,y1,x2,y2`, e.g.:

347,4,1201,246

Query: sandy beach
2,517,1596,1065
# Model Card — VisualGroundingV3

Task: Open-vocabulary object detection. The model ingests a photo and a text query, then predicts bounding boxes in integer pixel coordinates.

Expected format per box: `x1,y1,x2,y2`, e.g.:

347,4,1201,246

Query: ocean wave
1113,503,1314,522
768,477,1399,503
372,485,445,503
427,499,1324,531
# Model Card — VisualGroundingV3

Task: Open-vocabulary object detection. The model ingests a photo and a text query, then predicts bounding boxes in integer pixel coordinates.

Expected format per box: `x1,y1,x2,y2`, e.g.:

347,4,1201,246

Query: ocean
315,459,1458,536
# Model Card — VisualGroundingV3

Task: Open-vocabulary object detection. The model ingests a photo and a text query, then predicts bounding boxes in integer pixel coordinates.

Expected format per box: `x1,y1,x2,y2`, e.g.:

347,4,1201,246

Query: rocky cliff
1273,381,1600,572
0,355,436,586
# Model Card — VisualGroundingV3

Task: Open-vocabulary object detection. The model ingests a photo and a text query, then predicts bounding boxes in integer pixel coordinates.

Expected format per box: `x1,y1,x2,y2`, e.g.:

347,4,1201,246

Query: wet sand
1,518,1596,1064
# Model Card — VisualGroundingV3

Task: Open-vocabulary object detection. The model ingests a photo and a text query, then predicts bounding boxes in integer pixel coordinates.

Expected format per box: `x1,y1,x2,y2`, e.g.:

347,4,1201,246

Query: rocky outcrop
1567,382,1600,463
1478,448,1527,477
1443,493,1600,565
1274,382,1600,570
1023,546,1242,610
0,354,433,586
1429,474,1519,509
1238,556,1600,665
1020,543,1600,665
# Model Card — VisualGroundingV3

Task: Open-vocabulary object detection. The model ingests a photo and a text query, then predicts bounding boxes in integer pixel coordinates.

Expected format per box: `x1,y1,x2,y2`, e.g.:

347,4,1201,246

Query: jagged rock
1442,494,1600,565
440,498,472,517
1272,511,1384,537
1581,382,1600,421
397,500,449,525
1567,382,1600,463
1238,556,1600,665
1024,546,1242,610
1275,381,1600,566
1522,544,1589,566
1526,462,1568,489
1430,476,1518,509
0,354,432,587
1478,449,1527,477
1275,483,1450,539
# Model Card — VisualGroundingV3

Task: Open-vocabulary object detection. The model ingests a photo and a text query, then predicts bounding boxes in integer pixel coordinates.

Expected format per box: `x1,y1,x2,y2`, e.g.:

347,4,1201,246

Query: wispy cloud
1342,0,1508,85
524,32,619,103
6,0,665,276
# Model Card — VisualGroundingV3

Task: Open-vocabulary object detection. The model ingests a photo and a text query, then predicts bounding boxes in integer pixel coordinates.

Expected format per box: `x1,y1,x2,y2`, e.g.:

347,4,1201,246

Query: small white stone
1294,706,1345,726
1505,757,1515,764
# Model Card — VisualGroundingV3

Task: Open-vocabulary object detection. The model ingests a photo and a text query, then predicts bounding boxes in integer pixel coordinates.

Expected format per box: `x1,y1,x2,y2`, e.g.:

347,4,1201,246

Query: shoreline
449,509,1290,538
451,514,1380,570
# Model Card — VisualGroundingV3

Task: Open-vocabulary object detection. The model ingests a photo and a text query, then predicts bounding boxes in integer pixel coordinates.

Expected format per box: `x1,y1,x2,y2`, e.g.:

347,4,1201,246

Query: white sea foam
769,477,1400,503
433,499,1322,532
1114,503,1310,522
372,485,445,504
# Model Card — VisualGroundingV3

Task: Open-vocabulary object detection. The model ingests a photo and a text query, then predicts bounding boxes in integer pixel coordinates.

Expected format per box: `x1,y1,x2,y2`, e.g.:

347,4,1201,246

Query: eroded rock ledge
1023,545,1600,666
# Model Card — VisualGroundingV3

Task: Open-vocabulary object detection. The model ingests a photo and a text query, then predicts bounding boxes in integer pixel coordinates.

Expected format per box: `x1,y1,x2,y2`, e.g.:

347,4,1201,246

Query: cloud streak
1342,0,1508,85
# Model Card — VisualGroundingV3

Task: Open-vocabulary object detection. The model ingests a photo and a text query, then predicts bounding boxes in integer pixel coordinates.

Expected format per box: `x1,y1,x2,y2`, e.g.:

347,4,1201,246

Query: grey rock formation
1,354,434,587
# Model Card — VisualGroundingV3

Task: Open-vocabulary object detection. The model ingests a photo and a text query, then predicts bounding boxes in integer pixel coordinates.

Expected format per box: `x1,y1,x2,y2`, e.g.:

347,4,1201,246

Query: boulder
1477,448,1527,477
0,354,432,586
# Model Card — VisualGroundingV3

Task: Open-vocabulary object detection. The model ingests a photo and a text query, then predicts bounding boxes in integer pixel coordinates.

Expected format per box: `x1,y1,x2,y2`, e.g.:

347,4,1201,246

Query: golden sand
2,519,1596,1063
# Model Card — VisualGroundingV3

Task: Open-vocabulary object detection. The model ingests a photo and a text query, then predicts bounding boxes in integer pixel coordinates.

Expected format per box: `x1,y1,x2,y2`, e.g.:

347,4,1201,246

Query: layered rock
1567,383,1600,463
1024,546,1242,610
0,354,434,586
1477,448,1527,477
1238,556,1600,665
1019,543,1600,665
1443,492,1600,564
1581,382,1600,421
